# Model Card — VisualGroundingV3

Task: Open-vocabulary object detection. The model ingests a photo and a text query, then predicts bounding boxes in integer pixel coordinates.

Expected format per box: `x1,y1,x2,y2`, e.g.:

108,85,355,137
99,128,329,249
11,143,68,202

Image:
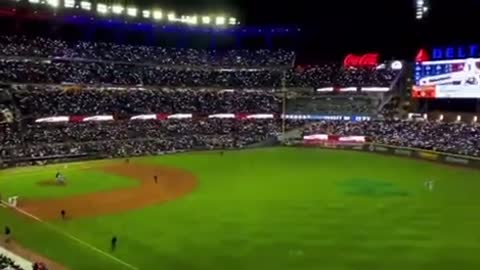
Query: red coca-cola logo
343,53,379,67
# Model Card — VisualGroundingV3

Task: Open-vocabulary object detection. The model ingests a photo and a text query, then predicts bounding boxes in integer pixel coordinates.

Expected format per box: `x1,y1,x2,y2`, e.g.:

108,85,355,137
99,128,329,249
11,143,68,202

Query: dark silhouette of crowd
0,254,24,270
0,254,48,270
304,120,480,157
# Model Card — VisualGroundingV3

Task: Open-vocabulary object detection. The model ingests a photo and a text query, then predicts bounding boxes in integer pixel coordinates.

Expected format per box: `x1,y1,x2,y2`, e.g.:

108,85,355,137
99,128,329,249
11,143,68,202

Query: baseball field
1,147,480,270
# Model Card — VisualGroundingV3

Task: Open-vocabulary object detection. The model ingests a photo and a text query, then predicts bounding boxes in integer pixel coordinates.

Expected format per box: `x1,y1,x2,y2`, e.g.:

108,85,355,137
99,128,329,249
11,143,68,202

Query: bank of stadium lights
97,3,108,14
126,7,137,17
111,5,123,15
46,0,58,8
25,0,238,26
416,0,429,20
80,1,91,11
152,10,163,20
142,10,151,19
215,16,225,25
202,16,211,24
64,0,74,8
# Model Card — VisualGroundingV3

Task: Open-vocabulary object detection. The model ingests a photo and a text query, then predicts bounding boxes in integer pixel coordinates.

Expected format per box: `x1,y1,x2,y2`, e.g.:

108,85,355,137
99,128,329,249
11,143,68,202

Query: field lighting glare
126,7,137,17
215,16,225,25
190,16,198,25
112,5,124,14
167,12,176,21
228,17,236,25
80,1,91,10
202,16,211,24
47,0,59,8
97,3,108,14
142,10,151,18
64,0,74,8
153,10,163,20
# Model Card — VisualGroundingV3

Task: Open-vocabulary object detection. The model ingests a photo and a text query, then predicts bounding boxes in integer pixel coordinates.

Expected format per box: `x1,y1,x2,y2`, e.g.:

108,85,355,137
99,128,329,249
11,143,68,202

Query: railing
288,136,479,168
299,142,479,168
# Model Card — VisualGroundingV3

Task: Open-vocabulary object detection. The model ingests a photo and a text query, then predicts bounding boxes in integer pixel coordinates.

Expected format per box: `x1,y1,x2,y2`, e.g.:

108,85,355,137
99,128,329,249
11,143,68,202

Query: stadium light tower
80,1,91,11
415,0,429,20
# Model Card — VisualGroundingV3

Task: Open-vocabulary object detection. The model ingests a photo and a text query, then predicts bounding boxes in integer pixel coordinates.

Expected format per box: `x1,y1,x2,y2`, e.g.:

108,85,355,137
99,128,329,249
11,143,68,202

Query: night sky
115,0,480,60
4,0,480,61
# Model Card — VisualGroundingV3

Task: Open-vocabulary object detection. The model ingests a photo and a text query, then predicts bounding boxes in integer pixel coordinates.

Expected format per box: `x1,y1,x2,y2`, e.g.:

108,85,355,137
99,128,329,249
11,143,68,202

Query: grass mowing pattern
2,147,480,270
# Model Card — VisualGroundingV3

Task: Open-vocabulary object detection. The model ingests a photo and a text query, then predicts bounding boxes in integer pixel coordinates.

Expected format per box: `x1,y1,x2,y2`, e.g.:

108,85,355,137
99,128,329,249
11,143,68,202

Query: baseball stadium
2,0,480,269
2,147,480,270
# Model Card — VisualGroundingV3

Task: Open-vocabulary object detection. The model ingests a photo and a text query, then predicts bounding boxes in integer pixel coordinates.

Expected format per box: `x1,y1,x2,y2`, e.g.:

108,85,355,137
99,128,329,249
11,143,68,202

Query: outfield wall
319,143,479,169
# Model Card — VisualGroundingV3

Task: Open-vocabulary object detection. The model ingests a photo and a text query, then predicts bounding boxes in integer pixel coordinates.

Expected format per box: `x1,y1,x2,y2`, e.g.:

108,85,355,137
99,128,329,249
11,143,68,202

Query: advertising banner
417,151,439,160
293,143,480,169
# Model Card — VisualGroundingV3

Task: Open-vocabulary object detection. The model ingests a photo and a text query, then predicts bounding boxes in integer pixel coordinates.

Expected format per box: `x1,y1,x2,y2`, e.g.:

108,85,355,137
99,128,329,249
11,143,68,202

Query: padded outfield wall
298,142,478,169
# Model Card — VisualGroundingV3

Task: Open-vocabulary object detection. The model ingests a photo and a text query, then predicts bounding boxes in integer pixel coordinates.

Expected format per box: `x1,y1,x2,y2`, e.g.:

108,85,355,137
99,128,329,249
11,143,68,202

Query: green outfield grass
2,147,480,270
0,160,138,199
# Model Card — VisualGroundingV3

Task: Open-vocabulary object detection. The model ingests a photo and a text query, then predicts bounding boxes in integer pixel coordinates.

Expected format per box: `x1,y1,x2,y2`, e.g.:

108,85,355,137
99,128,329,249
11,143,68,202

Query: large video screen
413,58,480,98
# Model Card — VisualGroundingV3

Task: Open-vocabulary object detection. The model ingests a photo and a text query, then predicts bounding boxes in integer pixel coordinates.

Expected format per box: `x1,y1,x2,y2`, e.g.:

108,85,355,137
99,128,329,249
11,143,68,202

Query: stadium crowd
0,60,398,88
0,254,47,270
0,119,305,162
0,36,295,68
304,120,480,157
0,35,400,89
11,86,281,117
0,254,24,270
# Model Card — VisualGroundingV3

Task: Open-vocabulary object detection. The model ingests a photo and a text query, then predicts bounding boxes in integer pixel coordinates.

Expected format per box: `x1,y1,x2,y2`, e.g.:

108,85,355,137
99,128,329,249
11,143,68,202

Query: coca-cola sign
343,53,379,68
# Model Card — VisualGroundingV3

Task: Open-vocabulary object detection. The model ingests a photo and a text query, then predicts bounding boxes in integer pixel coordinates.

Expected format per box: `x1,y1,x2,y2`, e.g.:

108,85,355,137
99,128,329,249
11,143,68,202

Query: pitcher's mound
22,163,197,220
37,180,67,187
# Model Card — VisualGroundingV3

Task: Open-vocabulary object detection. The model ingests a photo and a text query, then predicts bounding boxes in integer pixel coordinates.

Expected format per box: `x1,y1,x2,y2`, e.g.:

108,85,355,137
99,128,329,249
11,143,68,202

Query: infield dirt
18,163,197,220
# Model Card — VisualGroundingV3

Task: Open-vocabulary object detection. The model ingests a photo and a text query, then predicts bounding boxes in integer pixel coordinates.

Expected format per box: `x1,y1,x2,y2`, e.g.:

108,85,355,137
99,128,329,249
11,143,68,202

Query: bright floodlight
97,3,108,14
47,0,59,7
126,7,137,17
167,12,176,21
142,10,151,18
153,10,163,20
202,16,211,24
215,16,226,25
112,5,124,14
28,0,40,3
64,0,74,8
80,1,91,10
189,16,198,25
228,17,236,25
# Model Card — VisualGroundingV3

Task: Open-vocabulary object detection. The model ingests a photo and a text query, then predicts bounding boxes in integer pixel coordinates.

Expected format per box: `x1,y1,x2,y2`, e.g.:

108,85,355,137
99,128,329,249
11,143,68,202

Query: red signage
343,53,379,68
415,48,429,62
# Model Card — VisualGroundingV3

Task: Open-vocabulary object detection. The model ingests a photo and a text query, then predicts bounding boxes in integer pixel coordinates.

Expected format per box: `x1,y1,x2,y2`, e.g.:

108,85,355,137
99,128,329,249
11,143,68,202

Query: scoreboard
413,58,480,98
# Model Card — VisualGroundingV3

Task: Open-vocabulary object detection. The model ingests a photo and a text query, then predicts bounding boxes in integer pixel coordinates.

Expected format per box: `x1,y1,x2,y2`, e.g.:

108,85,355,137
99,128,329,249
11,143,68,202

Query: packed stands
0,36,295,68
11,86,282,117
0,34,409,168
0,254,24,270
304,120,480,157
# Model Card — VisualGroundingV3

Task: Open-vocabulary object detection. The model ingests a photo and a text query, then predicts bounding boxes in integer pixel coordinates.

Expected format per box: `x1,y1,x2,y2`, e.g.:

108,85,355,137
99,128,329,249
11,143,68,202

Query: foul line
0,201,139,270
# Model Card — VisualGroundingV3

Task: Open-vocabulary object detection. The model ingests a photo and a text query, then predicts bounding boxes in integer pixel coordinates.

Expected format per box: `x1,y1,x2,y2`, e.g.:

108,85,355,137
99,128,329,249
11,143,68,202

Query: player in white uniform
425,180,435,191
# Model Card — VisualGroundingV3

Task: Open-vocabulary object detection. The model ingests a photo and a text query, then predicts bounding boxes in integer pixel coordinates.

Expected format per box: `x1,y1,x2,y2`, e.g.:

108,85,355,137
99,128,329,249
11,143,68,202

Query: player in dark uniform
4,226,11,243
111,236,118,251
154,175,158,183
61,209,66,220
